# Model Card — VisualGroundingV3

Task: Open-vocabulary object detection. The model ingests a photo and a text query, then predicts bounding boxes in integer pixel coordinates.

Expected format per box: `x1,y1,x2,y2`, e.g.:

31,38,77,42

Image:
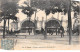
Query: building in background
0,0,80,35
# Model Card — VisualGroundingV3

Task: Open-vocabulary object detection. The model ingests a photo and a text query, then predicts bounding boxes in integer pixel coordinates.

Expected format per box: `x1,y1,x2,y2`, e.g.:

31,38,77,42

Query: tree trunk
78,2,80,44
8,19,9,33
3,18,6,38
68,0,72,45
34,11,37,35
44,14,47,39
29,17,31,35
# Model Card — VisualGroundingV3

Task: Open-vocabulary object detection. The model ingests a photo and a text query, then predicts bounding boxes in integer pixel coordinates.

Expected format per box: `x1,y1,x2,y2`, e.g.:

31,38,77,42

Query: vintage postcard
0,0,80,50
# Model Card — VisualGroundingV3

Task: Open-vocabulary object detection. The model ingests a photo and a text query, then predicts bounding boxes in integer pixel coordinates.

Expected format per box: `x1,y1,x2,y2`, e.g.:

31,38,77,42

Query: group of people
41,25,65,38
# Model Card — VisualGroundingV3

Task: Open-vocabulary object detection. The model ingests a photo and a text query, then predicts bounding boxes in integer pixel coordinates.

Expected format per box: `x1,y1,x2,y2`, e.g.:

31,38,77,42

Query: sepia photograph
0,0,80,50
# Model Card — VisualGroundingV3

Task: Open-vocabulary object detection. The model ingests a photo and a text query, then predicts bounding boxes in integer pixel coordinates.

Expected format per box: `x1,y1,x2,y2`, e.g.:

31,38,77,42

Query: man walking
59,26,64,37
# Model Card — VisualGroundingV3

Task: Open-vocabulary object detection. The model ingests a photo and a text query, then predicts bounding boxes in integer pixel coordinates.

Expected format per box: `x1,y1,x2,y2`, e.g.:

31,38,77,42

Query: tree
22,7,34,17
31,0,73,44
72,1,80,17
31,0,70,39
0,1,18,38
22,3,35,35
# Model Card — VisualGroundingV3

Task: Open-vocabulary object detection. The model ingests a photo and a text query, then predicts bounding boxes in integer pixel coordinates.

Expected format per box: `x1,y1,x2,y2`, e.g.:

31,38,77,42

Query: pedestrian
41,27,44,34
59,26,64,38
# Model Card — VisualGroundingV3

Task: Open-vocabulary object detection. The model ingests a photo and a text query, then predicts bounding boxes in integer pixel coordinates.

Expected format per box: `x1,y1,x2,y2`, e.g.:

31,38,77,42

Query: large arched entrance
20,20,35,35
46,18,61,35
